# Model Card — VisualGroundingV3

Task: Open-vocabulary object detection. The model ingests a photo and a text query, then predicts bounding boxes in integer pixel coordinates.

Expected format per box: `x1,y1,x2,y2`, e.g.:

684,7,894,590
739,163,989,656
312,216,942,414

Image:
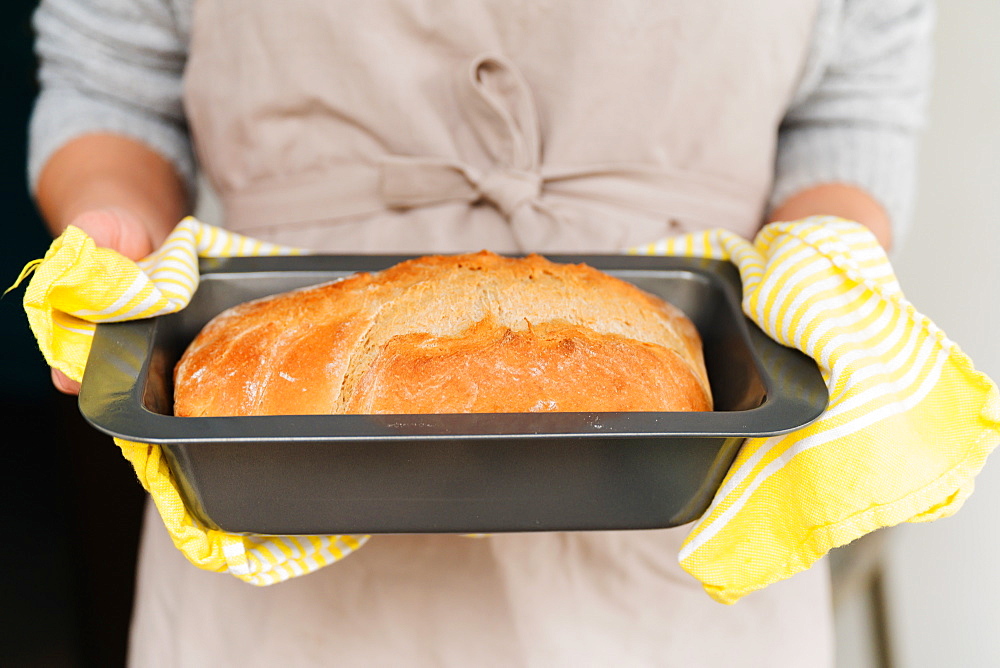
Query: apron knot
377,157,541,220
379,53,546,221
476,168,541,217
364,52,762,251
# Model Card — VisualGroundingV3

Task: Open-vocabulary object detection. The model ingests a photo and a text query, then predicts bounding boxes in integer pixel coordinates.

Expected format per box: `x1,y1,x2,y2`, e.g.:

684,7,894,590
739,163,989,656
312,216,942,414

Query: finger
52,368,82,396
71,208,155,260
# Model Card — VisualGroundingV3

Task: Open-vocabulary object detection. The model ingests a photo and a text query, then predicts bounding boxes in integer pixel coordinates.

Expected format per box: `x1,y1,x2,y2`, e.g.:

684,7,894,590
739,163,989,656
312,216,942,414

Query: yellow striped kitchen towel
17,216,370,585
634,216,999,603
21,216,298,385
15,215,999,599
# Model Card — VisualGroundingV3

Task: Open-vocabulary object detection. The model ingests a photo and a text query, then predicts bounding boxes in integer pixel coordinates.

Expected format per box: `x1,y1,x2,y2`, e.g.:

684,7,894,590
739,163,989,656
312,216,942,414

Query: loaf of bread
173,251,712,417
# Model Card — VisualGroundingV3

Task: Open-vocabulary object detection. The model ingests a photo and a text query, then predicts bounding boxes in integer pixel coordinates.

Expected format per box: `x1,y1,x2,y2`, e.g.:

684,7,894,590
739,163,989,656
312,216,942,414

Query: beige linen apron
130,1,835,665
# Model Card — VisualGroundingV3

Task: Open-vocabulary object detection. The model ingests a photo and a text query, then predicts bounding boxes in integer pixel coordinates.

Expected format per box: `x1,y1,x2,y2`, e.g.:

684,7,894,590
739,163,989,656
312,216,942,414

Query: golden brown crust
174,251,712,417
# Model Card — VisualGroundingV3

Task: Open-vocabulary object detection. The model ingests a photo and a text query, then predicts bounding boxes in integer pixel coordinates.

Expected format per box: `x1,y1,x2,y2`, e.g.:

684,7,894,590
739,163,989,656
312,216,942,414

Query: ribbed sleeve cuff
770,124,918,242
28,88,197,200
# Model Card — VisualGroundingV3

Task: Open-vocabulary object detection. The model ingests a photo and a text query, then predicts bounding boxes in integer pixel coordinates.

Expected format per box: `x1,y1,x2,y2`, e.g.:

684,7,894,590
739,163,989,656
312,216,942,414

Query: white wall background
884,1,1000,666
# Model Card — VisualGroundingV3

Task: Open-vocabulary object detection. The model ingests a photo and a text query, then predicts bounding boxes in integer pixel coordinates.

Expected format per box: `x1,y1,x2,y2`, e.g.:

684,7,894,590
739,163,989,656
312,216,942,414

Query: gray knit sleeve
29,0,194,196
772,0,935,240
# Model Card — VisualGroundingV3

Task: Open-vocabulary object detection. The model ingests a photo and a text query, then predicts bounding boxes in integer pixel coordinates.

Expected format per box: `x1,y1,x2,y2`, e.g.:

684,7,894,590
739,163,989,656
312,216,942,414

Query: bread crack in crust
174,251,712,416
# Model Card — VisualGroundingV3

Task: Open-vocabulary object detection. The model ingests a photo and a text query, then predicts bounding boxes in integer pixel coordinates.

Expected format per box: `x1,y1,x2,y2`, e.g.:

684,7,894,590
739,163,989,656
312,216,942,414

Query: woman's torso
128,2,833,666
184,0,817,253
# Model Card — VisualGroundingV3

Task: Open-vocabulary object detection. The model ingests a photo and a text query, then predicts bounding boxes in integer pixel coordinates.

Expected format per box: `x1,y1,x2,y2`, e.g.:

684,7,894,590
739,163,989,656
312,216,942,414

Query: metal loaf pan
79,254,828,535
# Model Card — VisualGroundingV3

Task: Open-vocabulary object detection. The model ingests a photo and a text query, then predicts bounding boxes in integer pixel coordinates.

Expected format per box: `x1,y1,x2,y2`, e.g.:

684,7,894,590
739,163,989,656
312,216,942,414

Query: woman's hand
769,183,893,251
49,207,156,395
67,206,158,261
35,132,190,395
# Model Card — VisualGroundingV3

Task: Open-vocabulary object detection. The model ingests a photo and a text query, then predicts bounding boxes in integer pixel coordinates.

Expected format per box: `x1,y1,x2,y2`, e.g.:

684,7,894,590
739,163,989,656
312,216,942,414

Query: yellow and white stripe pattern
19,217,371,585
635,216,999,603
21,217,300,384
16,216,1000,597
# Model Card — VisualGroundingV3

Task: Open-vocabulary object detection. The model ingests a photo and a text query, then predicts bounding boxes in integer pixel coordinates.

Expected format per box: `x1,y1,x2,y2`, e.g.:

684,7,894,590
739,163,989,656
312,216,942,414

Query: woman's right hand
50,207,156,395
35,133,189,395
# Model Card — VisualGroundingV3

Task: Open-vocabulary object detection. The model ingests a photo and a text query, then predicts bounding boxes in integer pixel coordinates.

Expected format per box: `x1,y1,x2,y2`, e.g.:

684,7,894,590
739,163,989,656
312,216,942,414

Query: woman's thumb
70,208,154,261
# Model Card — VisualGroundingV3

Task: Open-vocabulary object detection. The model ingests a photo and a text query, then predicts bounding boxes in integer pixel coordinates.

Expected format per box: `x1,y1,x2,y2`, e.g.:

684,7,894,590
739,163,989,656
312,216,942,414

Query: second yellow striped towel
634,218,999,603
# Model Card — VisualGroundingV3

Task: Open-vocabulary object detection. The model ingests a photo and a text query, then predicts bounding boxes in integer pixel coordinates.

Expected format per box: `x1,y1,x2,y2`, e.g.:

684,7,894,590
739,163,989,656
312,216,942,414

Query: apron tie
379,157,542,218
379,53,544,219
367,52,761,250
477,168,542,217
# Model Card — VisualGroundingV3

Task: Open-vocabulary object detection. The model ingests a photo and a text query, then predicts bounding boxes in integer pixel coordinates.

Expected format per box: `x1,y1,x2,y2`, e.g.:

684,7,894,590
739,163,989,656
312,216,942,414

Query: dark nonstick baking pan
79,254,828,535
